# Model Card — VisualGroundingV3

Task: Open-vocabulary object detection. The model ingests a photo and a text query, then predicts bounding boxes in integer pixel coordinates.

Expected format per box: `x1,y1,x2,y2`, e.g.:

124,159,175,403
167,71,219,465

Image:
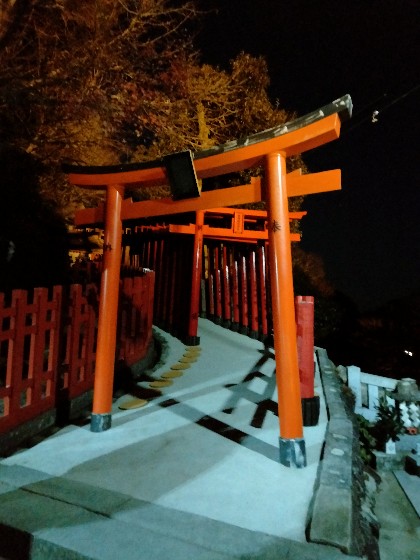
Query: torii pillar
266,152,305,465
64,94,352,467
91,183,124,432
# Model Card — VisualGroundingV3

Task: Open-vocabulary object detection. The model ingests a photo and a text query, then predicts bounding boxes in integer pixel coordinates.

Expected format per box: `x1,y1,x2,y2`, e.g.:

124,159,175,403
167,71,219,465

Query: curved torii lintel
63,94,352,188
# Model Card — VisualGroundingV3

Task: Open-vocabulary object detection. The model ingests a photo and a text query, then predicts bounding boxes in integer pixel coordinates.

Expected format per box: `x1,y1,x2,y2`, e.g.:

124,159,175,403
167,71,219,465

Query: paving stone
24,477,133,517
309,484,353,553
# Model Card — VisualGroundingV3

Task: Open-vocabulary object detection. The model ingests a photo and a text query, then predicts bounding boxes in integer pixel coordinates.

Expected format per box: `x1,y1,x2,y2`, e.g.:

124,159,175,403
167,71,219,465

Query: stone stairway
0,460,357,560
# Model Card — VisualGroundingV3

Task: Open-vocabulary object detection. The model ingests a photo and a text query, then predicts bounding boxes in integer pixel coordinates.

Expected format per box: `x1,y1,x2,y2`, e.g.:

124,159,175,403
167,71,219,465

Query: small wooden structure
64,94,352,467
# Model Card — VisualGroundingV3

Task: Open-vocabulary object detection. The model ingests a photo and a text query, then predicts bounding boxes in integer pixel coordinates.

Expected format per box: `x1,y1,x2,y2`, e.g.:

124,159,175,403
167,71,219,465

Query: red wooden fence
118,274,155,366
0,287,62,433
123,228,272,343
0,270,155,435
60,284,98,400
123,229,193,340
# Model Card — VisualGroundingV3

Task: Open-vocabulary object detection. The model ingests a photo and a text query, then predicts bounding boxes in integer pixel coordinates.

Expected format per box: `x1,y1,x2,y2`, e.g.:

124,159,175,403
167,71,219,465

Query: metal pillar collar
279,437,307,468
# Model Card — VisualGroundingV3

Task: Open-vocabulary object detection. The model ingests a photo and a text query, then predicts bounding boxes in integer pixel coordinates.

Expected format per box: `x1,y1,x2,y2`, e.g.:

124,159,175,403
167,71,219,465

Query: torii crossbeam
64,94,352,468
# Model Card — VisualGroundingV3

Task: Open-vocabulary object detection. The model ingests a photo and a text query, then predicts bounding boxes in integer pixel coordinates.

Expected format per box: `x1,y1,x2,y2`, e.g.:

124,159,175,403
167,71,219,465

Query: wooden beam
75,179,263,226
123,179,264,219
204,207,307,220
74,203,105,227
74,169,337,228
287,169,341,197
168,224,301,242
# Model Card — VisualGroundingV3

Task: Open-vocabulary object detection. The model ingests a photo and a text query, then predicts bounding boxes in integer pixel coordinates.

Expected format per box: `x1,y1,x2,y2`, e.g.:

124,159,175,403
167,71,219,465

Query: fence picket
239,252,249,334
221,245,231,327
32,287,62,410
230,249,240,330
249,249,258,338
257,244,268,339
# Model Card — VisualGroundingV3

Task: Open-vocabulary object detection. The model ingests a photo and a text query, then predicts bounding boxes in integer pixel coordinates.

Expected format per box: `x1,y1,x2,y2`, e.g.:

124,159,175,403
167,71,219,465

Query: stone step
0,464,358,560
0,486,231,560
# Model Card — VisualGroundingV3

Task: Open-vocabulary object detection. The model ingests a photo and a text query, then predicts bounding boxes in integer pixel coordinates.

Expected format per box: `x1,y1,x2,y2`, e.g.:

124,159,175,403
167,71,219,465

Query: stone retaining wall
306,348,380,559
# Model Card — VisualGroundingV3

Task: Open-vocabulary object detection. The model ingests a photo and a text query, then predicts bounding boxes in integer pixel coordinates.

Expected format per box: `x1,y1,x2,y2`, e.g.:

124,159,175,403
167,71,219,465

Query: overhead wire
343,84,420,133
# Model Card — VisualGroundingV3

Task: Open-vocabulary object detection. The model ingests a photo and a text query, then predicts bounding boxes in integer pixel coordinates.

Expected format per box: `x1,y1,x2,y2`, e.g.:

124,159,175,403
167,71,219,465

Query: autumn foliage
1,1,342,325
0,0,306,220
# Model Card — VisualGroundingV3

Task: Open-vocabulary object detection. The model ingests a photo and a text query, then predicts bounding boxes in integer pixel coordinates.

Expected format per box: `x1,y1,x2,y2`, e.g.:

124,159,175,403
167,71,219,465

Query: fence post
257,244,268,340
230,249,240,331
347,365,362,410
214,246,222,325
368,384,379,417
10,290,28,418
249,249,259,339
32,287,60,408
239,252,249,335
221,245,231,329
145,271,155,348
154,237,165,327
167,243,177,333
187,210,204,345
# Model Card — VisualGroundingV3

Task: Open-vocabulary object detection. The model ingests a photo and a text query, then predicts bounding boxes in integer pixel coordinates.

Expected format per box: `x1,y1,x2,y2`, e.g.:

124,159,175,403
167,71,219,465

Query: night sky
197,0,419,311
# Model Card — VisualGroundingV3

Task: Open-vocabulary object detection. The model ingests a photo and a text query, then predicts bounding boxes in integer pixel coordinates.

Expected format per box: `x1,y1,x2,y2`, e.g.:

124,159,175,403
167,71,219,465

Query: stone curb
307,348,379,559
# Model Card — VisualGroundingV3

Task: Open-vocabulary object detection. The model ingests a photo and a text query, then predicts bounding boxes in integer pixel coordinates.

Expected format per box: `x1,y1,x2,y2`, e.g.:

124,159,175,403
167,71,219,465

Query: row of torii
64,94,353,468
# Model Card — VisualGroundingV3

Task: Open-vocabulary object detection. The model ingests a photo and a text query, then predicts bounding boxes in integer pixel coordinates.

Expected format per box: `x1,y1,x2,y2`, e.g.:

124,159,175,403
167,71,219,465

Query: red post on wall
295,295,320,426
295,295,315,398
266,151,306,468
91,183,124,432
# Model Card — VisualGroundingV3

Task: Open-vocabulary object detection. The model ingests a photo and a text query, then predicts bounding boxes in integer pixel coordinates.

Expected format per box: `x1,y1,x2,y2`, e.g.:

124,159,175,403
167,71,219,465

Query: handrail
347,365,397,422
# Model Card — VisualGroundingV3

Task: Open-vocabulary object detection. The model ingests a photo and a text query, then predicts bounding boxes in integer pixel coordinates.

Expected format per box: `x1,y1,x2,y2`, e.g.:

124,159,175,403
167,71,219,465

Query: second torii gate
64,94,352,468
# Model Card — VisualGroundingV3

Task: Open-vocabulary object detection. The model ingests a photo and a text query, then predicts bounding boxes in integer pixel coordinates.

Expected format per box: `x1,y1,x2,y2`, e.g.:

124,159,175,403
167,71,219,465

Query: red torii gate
122,207,306,343
64,94,352,468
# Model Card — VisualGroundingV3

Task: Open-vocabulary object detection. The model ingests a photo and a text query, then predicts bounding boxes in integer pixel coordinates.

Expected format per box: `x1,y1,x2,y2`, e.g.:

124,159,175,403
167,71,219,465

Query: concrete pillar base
91,413,112,432
279,437,307,468
184,335,200,346
302,395,320,426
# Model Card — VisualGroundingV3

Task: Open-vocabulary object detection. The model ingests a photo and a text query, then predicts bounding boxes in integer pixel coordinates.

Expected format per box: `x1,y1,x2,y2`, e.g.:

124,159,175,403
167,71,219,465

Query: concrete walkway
376,471,420,560
0,320,374,558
